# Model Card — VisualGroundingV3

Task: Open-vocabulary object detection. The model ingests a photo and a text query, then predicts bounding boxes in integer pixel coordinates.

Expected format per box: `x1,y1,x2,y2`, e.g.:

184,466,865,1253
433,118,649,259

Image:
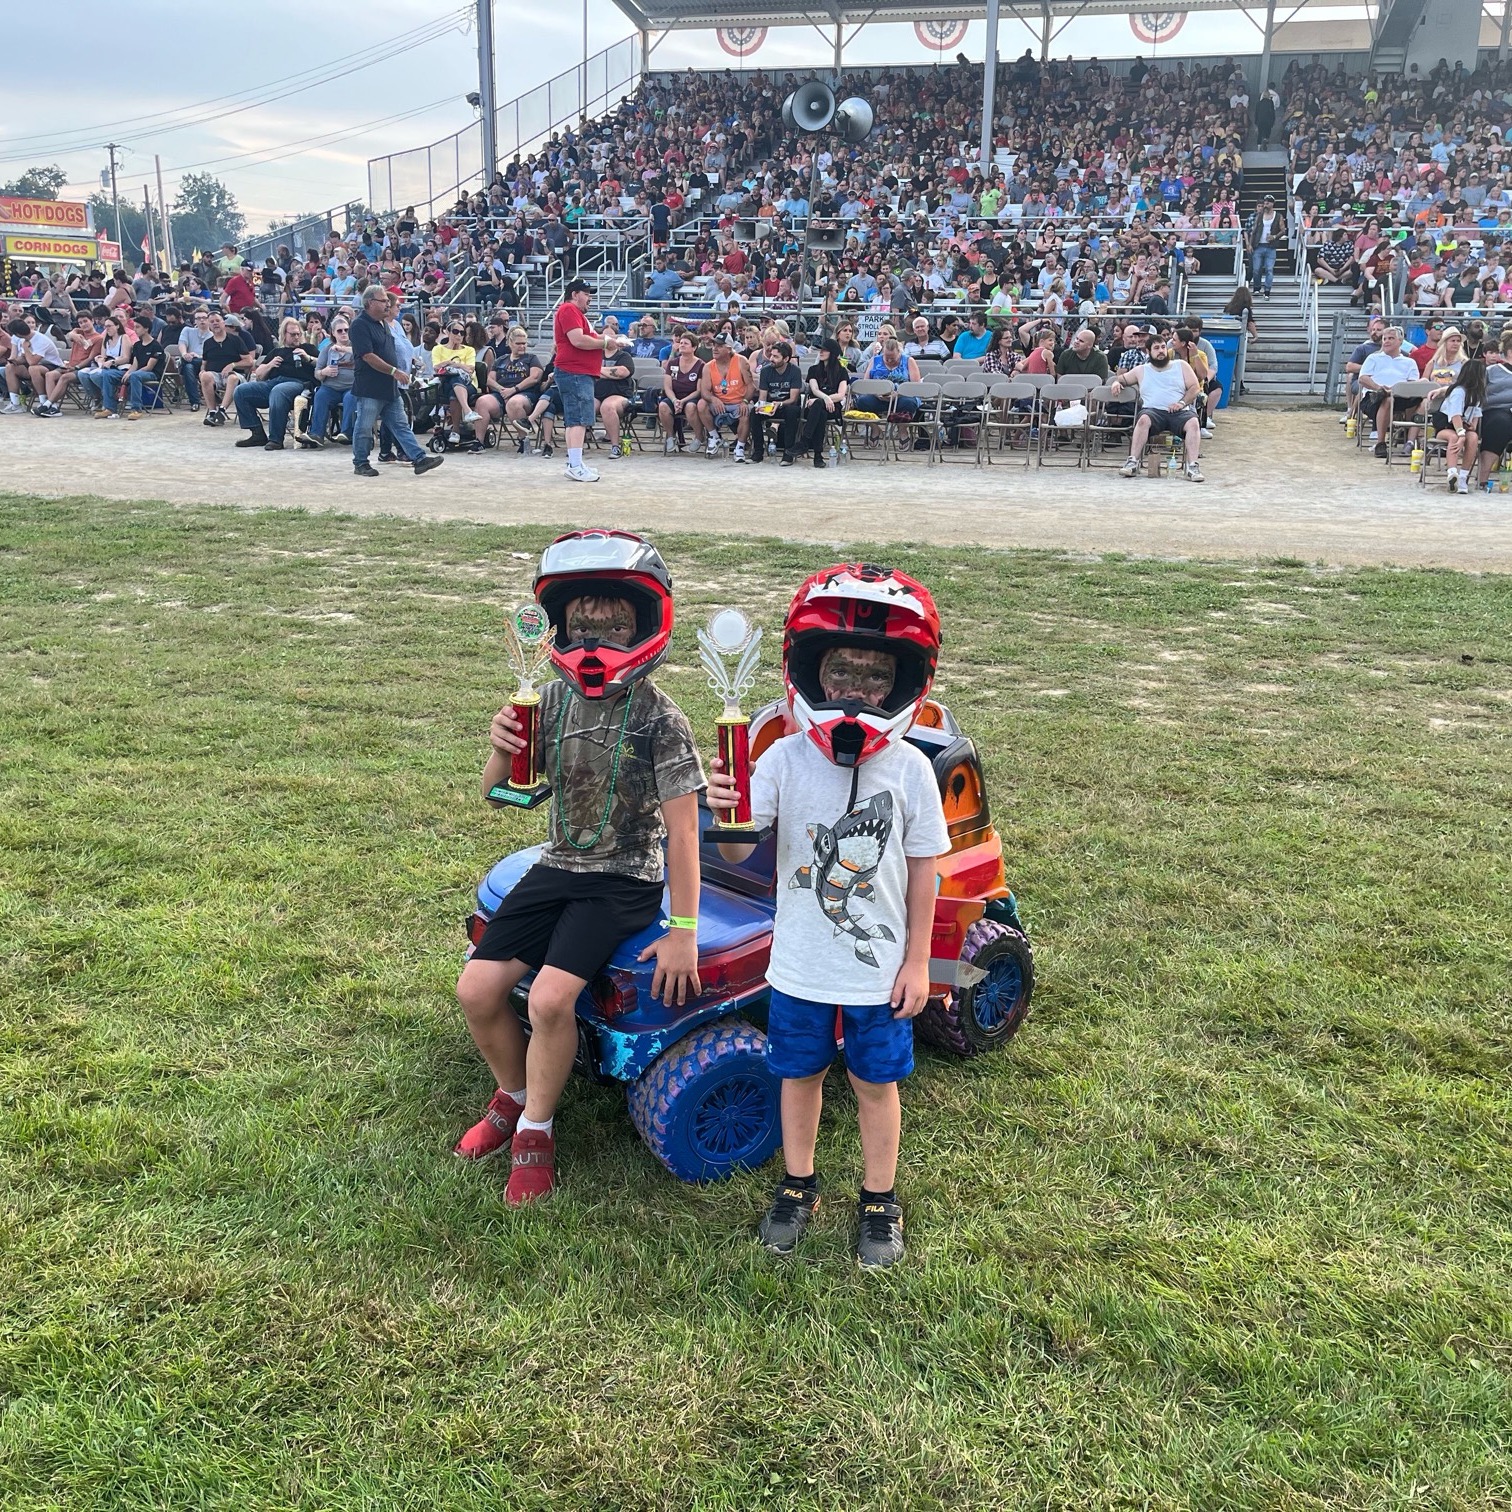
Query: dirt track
3,403,1508,570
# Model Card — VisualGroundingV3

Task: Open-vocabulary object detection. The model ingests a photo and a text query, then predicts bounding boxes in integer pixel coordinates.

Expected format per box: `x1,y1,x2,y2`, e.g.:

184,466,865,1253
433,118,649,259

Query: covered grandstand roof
610,0,1314,30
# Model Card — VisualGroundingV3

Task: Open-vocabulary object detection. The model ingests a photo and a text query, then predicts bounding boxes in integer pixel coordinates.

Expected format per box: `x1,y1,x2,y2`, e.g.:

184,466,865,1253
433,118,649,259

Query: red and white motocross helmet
783,562,941,767
534,529,674,698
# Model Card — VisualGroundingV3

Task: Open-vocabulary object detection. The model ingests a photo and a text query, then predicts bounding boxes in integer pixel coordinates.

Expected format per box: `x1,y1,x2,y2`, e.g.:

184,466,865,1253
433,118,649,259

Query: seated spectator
698,333,754,461
657,333,706,453
630,315,670,361
174,307,212,410
902,316,949,361
475,325,544,449
3,315,64,413
1022,326,1058,377
35,310,103,415
431,318,482,436
646,258,685,302
76,314,135,416
1313,226,1356,287
953,312,991,359
1431,358,1484,493
1358,326,1423,458
299,313,357,447
802,337,849,466
121,314,167,419
197,310,254,425
1476,353,1512,485
1170,325,1219,437
232,316,319,450
1109,332,1205,482
594,338,637,458
853,336,922,419
524,371,562,459
1058,326,1109,382
753,340,803,465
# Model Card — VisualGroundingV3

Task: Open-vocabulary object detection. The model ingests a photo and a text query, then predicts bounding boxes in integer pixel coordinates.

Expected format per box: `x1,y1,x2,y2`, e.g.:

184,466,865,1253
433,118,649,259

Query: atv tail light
466,912,488,948
591,968,638,1019
695,934,772,1001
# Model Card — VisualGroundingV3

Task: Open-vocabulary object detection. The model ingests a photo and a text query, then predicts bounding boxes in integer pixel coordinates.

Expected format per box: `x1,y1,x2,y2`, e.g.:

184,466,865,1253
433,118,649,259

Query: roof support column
477,0,497,188
1040,0,1051,62
834,23,843,75
980,0,1000,171
1502,1,1511,62
1257,0,1277,96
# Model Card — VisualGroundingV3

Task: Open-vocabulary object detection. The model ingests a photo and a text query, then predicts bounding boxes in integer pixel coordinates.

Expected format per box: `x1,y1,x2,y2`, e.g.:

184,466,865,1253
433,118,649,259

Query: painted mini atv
466,697,1033,1182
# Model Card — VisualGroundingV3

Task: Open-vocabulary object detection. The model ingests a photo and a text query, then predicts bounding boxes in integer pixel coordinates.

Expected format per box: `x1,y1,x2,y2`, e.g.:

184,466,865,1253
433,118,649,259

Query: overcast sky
0,2,1378,229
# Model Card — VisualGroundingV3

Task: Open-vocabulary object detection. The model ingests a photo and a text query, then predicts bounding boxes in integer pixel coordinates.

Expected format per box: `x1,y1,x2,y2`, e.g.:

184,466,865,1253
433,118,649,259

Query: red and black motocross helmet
783,562,941,767
534,529,674,698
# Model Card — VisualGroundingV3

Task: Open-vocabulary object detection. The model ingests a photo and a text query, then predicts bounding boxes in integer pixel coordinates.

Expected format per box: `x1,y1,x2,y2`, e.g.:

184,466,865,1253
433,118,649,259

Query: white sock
501,1087,526,1106
518,1113,553,1136
567,446,583,468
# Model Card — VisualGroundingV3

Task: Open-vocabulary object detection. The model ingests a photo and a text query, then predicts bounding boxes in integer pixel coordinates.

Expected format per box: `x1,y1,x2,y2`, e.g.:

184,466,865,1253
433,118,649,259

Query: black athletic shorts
471,862,663,981
1480,406,1512,460
1141,405,1198,435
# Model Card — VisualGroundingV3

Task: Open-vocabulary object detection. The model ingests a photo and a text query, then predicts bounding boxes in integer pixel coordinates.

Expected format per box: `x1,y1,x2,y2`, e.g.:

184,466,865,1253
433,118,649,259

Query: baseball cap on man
564,278,593,296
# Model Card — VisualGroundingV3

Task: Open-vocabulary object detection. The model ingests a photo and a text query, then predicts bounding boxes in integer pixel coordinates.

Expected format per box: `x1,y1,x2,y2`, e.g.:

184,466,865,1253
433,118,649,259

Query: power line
157,95,463,181
0,11,468,165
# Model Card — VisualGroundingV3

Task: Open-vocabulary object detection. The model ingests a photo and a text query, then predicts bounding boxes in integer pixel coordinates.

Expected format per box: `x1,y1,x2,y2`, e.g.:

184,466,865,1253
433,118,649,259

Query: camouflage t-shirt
534,678,706,882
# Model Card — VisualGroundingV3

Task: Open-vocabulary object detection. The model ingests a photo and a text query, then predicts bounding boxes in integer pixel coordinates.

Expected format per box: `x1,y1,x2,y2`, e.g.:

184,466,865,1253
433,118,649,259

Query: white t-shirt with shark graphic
750,732,950,1006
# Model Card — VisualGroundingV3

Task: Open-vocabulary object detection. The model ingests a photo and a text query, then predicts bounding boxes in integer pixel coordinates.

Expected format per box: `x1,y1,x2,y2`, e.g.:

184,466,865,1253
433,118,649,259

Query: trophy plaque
699,607,764,841
487,602,554,809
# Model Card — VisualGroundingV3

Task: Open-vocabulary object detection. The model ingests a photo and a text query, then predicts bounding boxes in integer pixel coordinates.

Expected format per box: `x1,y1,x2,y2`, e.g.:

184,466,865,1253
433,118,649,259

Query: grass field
1,494,1509,1511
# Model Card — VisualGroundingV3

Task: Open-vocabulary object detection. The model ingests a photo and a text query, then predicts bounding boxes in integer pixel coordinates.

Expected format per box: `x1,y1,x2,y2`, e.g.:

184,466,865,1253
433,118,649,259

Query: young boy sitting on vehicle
707,564,949,1267
455,530,706,1204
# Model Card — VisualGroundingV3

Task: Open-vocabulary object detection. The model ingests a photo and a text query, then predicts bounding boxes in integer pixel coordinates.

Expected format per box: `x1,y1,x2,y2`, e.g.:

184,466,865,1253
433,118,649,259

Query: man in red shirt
224,262,257,314
553,278,629,483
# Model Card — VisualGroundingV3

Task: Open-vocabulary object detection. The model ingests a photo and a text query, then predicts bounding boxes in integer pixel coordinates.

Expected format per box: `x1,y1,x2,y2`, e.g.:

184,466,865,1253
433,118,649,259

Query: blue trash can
1202,317,1241,408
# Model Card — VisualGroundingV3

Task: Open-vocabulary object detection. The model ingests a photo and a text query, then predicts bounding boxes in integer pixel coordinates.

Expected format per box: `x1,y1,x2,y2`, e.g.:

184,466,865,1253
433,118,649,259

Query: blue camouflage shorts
765,988,914,1085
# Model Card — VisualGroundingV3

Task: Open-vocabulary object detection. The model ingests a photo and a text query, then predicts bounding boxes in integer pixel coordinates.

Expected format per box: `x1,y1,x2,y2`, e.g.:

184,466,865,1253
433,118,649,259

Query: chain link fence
368,35,642,220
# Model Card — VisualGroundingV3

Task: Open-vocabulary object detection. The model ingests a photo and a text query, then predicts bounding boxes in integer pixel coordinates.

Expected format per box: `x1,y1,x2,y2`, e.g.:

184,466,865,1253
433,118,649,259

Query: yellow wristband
665,916,697,931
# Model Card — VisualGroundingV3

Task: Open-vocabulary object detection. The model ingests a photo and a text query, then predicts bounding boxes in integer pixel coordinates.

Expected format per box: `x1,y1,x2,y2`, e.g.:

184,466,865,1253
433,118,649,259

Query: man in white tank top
1109,331,1205,482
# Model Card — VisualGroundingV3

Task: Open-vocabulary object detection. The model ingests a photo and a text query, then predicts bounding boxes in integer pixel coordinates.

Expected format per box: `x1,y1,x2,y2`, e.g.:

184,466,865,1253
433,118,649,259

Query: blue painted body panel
474,838,776,1083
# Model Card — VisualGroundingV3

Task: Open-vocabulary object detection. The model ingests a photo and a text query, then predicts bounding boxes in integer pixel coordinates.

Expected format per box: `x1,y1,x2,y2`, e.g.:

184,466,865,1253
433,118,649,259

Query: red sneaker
505,1128,556,1205
452,1089,523,1161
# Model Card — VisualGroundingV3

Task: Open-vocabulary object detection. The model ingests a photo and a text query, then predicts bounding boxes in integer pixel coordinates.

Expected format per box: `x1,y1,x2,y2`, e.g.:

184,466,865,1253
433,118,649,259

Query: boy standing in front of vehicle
707,565,949,1268
454,531,706,1204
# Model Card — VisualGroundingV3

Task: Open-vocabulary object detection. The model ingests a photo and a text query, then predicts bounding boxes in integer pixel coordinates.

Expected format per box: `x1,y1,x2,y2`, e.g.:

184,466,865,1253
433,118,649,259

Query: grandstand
349,1,1506,401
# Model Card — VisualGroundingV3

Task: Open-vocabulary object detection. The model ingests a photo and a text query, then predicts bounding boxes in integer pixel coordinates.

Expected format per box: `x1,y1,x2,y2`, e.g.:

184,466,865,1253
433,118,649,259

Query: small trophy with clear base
487,602,554,809
699,607,764,841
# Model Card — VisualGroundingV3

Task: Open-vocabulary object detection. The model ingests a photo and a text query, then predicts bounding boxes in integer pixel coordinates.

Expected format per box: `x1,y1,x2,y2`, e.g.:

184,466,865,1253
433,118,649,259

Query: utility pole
477,0,497,190
142,186,156,268
105,142,123,251
155,154,175,270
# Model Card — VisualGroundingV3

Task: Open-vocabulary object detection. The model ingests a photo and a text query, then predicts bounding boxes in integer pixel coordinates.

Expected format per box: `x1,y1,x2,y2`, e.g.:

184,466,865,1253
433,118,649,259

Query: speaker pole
798,138,823,343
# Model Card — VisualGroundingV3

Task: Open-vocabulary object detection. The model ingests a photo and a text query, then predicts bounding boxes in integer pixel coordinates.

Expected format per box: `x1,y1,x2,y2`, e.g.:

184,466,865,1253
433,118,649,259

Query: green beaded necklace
552,685,637,851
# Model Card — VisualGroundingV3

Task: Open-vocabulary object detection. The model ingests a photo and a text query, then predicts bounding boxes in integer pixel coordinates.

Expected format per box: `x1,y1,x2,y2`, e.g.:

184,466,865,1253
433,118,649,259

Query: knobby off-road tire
915,918,1035,1058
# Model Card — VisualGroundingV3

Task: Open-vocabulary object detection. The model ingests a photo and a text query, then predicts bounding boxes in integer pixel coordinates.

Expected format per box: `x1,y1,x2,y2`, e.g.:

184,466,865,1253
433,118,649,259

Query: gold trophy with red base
487,602,554,810
700,607,765,841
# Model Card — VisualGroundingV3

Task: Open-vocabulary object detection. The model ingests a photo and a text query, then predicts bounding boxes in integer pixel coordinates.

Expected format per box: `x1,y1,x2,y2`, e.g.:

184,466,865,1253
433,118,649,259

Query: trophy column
700,608,764,844
486,602,554,811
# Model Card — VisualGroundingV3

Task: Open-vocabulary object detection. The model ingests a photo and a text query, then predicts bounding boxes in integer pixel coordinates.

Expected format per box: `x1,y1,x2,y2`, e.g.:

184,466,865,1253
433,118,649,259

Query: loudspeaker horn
833,97,875,145
783,81,836,134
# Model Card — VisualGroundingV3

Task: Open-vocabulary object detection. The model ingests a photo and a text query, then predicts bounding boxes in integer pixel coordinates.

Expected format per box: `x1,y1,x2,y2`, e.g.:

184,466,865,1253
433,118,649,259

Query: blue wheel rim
973,958,1024,1032
691,1075,773,1160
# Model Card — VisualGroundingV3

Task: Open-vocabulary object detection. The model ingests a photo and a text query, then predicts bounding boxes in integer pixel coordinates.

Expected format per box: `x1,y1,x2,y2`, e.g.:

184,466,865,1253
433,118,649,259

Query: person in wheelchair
431,318,482,443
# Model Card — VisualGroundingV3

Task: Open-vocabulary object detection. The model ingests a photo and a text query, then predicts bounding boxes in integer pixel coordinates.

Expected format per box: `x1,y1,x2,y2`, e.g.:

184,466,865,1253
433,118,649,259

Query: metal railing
367,35,642,220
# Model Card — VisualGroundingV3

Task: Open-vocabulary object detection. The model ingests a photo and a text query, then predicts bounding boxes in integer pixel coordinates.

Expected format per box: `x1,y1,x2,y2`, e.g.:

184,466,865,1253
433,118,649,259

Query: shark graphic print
788,791,897,968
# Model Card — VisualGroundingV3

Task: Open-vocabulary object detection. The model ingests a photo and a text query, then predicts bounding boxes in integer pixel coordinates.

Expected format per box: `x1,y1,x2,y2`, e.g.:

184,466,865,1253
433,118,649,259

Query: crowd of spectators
12,45,1512,483
1286,53,1512,313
